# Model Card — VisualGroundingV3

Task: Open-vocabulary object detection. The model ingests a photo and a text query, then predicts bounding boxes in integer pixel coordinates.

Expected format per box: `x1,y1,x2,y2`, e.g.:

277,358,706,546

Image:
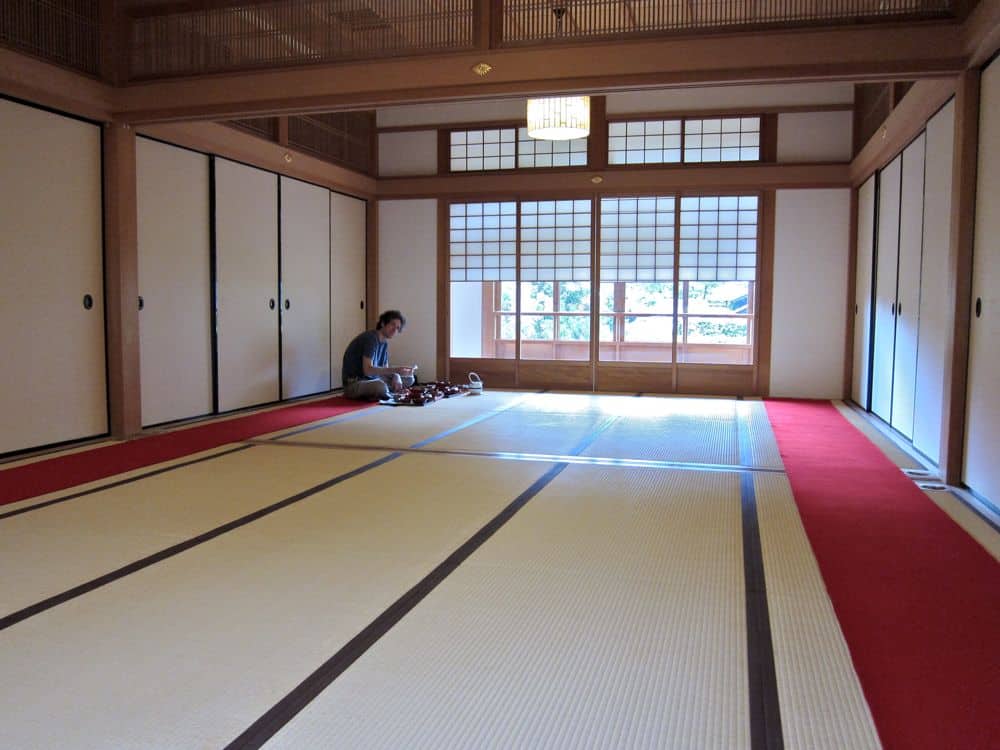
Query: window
608,120,682,165
450,194,758,367
678,195,758,281
684,117,760,163
608,116,761,165
449,128,587,172
518,129,588,168
599,195,757,364
450,199,592,361
449,129,517,172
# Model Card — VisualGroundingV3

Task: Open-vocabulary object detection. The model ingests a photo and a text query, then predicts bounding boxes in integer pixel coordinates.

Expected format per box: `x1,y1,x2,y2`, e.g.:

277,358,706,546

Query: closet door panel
0,100,107,454
913,101,955,464
871,155,901,422
280,176,331,399
215,158,280,412
330,192,367,389
853,176,876,408
891,134,926,439
136,138,213,426
964,59,1000,503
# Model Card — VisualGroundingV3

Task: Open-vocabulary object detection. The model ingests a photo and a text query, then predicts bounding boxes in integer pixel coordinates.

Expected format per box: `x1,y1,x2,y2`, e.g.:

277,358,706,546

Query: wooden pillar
103,121,142,439
940,70,980,484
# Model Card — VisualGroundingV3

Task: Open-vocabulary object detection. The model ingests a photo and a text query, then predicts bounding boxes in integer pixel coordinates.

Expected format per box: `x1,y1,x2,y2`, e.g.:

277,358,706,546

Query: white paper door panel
137,137,213,426
0,99,107,454
871,155,902,422
214,158,280,412
964,59,1000,505
853,175,876,408
330,192,367,389
280,176,331,399
912,100,955,465
891,133,926,439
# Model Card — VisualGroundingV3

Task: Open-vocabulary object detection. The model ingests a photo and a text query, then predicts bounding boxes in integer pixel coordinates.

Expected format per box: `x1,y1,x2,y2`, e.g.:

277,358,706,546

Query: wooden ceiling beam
113,22,969,123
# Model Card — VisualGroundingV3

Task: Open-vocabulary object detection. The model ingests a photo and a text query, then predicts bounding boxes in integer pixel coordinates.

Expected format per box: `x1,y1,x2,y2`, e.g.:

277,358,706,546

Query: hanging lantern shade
526,96,590,140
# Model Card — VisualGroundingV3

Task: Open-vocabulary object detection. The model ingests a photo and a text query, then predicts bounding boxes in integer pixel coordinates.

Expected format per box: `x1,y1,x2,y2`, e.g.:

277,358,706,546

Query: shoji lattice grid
520,200,592,281
517,128,588,168
678,195,758,281
608,121,682,165
599,197,676,282
449,129,517,171
449,202,517,281
684,117,760,162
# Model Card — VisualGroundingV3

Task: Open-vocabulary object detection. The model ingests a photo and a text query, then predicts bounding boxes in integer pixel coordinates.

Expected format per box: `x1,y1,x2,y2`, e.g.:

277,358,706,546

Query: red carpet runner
765,399,1000,750
0,397,373,507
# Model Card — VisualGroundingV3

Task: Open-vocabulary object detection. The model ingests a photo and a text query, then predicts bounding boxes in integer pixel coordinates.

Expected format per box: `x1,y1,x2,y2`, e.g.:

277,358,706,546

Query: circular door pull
138,296,144,310
284,299,290,310
83,294,93,310
269,298,276,310
360,300,364,310
897,302,901,316
975,297,982,318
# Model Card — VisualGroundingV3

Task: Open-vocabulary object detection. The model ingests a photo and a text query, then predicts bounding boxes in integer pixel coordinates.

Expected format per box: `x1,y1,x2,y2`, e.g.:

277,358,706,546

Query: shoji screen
964,59,1000,504
136,137,212,426
912,101,955,465
871,155,901,422
280,176,331,399
890,133,927,439
214,158,280,411
0,99,106,454
330,192,367,389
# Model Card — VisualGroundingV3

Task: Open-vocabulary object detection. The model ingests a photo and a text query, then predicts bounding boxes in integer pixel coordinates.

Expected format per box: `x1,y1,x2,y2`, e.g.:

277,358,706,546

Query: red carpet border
765,399,1000,750
0,397,373,507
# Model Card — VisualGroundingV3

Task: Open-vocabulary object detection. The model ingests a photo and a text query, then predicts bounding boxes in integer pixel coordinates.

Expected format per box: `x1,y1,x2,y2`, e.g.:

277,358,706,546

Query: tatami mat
0,445,388,616
266,465,750,750
1,392,916,750
0,452,555,749
741,400,784,469
431,409,612,455
271,392,525,449
754,472,882,750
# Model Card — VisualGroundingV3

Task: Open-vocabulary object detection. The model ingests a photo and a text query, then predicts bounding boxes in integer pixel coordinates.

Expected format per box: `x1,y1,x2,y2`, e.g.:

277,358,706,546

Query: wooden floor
0,392,994,749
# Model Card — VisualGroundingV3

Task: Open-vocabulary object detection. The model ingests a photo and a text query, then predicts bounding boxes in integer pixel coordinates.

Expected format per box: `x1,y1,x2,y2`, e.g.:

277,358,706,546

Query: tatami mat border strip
739,408,785,750
248,438,788,474
0,452,403,632
224,415,623,749
0,445,254,521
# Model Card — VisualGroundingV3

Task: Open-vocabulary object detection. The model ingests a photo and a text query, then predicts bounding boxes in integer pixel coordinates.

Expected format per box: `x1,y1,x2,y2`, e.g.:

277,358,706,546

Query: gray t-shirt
342,329,388,382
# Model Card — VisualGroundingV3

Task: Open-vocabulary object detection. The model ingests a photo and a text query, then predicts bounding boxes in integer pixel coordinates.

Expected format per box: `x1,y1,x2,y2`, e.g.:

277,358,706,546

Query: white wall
607,82,854,114
378,200,438,380
777,111,853,162
378,131,438,176
770,189,851,398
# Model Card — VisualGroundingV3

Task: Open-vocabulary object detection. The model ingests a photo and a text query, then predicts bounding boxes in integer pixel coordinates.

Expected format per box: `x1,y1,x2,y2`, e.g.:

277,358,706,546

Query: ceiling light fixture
526,95,590,141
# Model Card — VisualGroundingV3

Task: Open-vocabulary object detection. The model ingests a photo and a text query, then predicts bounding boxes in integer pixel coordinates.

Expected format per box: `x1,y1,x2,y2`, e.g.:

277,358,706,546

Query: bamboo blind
1,0,100,76
128,0,475,80
500,0,955,45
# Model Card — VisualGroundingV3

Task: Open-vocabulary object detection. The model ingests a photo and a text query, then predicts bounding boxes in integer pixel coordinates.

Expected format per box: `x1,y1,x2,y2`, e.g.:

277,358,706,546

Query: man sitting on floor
341,309,416,401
